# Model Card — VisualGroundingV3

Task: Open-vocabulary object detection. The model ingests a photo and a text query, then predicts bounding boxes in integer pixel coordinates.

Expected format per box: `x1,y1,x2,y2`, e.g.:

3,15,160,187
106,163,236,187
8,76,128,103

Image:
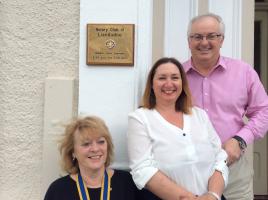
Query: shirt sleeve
202,109,229,187
236,67,268,145
127,111,158,189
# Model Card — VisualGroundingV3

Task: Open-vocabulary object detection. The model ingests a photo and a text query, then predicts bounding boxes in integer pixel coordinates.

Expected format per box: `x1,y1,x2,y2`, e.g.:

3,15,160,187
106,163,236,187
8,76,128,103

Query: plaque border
86,23,135,66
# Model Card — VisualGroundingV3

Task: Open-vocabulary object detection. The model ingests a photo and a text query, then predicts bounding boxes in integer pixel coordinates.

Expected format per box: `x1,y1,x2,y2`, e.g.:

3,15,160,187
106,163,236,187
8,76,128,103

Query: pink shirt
183,56,268,144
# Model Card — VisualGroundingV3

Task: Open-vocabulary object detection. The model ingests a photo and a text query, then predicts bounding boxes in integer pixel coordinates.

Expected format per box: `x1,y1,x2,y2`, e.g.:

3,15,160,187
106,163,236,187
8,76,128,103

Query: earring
72,154,76,161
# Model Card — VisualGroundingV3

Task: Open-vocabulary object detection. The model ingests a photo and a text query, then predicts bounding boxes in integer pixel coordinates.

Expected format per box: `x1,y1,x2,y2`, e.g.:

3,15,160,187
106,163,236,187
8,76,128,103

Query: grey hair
187,13,225,37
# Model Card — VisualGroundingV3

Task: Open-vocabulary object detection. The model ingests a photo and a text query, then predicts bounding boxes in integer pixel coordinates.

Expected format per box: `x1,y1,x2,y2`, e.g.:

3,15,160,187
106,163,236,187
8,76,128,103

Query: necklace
75,170,111,200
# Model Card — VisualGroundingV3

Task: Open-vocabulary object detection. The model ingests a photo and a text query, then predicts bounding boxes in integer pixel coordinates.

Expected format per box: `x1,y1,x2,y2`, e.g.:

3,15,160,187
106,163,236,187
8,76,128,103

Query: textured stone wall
0,0,79,199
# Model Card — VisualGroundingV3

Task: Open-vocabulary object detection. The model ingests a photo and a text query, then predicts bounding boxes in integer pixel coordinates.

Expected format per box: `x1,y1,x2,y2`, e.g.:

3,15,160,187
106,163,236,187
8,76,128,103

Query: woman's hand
196,193,217,200
180,195,198,200
179,192,200,200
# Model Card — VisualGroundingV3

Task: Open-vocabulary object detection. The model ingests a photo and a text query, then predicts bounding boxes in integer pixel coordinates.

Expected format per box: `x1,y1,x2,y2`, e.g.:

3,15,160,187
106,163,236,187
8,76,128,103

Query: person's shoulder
130,107,149,113
190,106,209,120
182,59,192,72
222,56,252,70
128,107,152,118
46,175,73,191
44,175,73,199
112,169,138,190
113,169,132,178
182,59,191,67
111,170,140,199
113,169,135,183
222,56,259,80
191,106,205,114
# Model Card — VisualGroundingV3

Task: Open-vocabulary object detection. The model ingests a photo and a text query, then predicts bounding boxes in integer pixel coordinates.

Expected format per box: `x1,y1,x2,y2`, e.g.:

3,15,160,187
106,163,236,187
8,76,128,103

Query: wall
0,0,79,199
79,0,153,169
0,0,257,199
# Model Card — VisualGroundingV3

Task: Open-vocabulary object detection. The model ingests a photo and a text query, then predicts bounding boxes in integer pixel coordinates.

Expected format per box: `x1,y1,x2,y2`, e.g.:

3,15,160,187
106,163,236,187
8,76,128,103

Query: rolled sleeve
214,149,229,187
127,111,159,189
130,155,158,189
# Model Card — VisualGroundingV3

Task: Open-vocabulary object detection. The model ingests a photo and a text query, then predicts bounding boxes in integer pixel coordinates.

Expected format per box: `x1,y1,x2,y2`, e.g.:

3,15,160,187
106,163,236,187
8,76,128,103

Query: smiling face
188,16,224,68
152,62,182,107
73,131,108,173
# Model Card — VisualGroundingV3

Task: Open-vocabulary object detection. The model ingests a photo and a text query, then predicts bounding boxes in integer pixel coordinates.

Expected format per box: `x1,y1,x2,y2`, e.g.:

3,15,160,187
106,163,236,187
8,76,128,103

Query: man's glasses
189,33,222,42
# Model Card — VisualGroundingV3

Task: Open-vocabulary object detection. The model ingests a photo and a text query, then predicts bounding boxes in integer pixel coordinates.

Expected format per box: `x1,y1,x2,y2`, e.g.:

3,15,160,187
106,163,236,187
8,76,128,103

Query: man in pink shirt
183,13,268,200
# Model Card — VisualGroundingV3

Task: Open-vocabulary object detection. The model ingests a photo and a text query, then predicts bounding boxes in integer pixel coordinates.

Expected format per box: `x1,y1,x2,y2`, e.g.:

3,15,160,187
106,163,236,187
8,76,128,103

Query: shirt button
205,109,209,112
183,133,186,136
204,93,208,96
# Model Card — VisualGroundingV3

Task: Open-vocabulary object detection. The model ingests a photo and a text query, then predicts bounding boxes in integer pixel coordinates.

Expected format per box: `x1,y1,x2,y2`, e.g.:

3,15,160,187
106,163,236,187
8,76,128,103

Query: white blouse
127,107,228,196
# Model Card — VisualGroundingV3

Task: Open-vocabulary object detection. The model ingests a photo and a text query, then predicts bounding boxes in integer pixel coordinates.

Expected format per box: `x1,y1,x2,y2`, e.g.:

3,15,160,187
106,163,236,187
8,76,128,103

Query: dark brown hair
142,57,192,114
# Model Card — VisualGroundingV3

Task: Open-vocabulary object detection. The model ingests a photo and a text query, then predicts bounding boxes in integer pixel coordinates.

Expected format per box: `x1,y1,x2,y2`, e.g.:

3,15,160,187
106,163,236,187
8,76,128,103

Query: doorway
253,7,268,196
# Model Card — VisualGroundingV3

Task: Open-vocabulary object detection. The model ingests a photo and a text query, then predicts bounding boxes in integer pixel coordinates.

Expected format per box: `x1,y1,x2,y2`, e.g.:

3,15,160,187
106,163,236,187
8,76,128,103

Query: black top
44,170,141,200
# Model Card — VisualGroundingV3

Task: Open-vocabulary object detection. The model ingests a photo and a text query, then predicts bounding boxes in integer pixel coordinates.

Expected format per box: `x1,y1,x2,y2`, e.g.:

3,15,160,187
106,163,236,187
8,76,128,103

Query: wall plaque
87,24,135,66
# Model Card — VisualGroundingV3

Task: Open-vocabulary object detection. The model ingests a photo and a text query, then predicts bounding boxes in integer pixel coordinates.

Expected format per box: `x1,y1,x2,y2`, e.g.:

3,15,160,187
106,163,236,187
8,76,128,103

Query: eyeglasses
189,33,222,42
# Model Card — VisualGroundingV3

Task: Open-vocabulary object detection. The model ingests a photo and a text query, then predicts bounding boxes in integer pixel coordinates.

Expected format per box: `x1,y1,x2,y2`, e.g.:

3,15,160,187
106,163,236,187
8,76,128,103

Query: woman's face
152,62,182,106
73,131,108,173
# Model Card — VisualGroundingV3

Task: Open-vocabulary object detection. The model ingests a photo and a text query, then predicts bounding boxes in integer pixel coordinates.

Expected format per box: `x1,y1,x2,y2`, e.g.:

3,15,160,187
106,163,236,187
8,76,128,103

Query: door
253,11,268,195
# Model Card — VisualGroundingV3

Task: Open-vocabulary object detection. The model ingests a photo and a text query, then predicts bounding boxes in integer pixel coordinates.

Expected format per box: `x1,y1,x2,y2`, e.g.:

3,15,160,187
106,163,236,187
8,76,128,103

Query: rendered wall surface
0,0,79,199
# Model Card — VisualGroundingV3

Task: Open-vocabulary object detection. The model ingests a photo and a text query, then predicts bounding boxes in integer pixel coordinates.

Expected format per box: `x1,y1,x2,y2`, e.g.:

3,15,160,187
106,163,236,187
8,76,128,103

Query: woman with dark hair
127,57,228,200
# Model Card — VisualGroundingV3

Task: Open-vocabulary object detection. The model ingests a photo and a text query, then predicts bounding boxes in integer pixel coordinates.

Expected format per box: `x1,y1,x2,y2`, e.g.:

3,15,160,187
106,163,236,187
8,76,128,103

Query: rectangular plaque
87,24,135,66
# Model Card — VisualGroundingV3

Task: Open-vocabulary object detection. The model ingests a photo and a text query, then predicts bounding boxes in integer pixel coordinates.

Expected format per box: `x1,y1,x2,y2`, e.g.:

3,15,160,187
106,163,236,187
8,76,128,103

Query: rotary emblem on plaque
105,39,116,49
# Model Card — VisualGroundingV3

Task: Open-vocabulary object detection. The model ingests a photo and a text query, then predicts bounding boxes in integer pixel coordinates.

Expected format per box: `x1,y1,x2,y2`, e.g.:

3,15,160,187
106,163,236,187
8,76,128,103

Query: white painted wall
163,0,244,60
79,0,153,169
42,77,76,195
164,0,198,60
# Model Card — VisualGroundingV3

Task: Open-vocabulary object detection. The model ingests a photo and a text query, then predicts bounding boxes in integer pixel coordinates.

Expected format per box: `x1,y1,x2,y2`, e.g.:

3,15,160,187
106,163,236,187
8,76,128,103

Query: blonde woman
45,116,139,200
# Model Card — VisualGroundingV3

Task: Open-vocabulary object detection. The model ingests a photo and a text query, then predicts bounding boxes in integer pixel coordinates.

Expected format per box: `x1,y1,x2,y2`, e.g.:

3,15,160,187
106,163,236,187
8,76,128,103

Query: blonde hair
59,116,114,174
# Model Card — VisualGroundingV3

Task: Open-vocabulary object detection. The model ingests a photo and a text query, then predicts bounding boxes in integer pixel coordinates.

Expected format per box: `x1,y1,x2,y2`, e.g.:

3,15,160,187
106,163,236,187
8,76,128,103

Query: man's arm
224,66,268,165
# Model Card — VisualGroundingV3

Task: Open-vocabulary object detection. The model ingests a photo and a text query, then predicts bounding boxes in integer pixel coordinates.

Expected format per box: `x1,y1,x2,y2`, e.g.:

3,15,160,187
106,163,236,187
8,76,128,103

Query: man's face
188,17,224,67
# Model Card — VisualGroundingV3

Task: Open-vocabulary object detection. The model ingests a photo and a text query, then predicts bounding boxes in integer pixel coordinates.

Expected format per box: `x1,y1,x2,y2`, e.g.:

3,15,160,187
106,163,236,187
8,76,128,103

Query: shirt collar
184,56,227,73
